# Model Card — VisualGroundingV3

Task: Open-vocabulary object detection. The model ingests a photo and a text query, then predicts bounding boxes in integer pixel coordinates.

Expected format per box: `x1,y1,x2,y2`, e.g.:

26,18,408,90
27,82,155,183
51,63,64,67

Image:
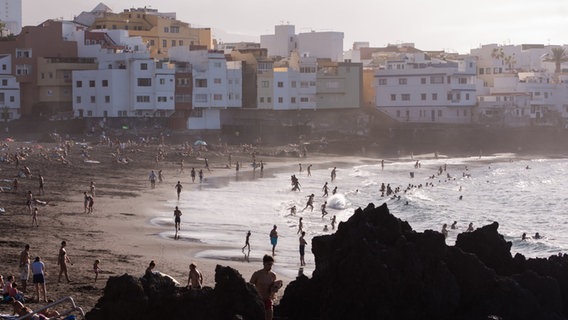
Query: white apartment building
169,48,243,130
0,54,20,120
260,24,344,62
257,53,316,110
375,54,477,124
0,0,21,35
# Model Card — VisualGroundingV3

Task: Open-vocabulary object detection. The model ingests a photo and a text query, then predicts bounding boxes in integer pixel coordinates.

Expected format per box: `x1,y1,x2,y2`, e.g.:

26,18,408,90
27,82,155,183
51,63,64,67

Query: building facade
0,54,20,120
0,0,21,35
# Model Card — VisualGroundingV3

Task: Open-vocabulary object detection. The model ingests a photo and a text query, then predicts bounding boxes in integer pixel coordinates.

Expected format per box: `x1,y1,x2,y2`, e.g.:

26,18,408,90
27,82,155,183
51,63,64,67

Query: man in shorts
31,256,47,303
250,255,281,320
174,206,182,240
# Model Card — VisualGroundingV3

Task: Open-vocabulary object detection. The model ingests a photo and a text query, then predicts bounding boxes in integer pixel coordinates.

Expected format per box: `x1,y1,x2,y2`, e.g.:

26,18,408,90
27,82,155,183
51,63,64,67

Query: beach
0,137,311,316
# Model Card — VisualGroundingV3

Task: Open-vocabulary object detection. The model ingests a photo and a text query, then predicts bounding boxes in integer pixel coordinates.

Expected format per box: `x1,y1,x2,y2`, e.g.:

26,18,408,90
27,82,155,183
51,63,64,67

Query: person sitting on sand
187,263,203,289
145,260,156,276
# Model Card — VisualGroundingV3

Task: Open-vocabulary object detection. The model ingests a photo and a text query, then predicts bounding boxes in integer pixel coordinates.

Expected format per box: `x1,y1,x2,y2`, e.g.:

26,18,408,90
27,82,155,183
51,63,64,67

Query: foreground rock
277,203,568,320
86,265,264,320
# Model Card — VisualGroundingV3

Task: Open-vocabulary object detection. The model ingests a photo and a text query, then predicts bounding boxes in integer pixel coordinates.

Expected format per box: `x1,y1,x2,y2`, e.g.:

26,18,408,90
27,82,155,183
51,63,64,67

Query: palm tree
548,47,568,74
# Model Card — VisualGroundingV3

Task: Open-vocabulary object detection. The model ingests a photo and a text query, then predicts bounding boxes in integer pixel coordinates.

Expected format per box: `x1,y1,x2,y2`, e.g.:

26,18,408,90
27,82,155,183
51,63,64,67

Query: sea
149,153,568,279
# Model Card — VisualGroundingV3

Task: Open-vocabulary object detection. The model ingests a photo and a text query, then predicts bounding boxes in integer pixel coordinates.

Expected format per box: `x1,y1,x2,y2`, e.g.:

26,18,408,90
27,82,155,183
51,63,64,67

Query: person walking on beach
198,169,204,183
90,181,96,196
175,181,183,200
87,195,94,214
269,225,278,256
204,158,211,172
191,168,196,183
31,256,47,303
26,190,33,214
302,194,315,212
299,163,302,173
180,159,185,174
158,170,164,183
174,206,182,240
187,263,203,289
57,241,72,283
297,217,303,234
19,244,30,293
38,174,44,196
322,182,329,197
307,164,312,176
236,161,240,173
31,207,39,227
93,259,101,282
299,231,307,266
331,167,337,182
242,230,251,253
148,170,157,189
83,192,89,213
250,255,282,320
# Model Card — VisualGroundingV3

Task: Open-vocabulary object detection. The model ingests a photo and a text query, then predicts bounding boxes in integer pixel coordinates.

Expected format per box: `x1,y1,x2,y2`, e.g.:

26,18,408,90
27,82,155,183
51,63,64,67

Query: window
267,97,272,103
430,76,444,84
310,81,316,87
291,81,297,88
179,40,183,46
300,97,308,102
277,81,284,88
137,78,152,86
447,93,452,101
163,40,167,48
214,62,222,68
214,94,223,101
396,110,401,117
195,79,208,87
214,78,222,84
76,96,81,103
458,78,467,84
291,97,296,103
105,96,110,103
157,96,167,102
102,80,108,87
378,79,387,85
136,96,151,103
171,26,180,33
171,40,176,47
89,80,95,87
261,81,269,88
195,94,207,102
421,93,426,101
149,40,155,46
140,63,148,70
164,27,169,33
278,97,283,103
421,78,427,84
399,78,407,85
9,96,14,102
87,111,93,116
2,79,7,86
479,68,484,75
259,97,264,103
159,78,166,85
438,110,442,117
432,93,438,101
466,93,470,100
90,96,96,103
2,64,5,70
300,81,309,88
76,81,82,88
390,94,396,101
401,94,410,101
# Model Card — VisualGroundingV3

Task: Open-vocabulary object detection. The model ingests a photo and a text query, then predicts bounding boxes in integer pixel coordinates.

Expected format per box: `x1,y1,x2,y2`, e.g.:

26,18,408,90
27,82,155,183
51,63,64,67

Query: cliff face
277,203,568,320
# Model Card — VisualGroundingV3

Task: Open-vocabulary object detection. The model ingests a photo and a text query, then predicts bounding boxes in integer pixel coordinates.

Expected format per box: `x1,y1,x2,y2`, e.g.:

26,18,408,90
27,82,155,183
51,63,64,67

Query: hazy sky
22,0,568,53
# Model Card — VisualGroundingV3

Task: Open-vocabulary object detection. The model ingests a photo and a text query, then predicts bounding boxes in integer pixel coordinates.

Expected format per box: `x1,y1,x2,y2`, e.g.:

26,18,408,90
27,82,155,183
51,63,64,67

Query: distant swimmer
522,233,527,240
451,221,457,229
459,195,463,200
332,186,338,195
331,167,337,181
289,205,297,215
534,232,541,239
526,165,531,170
307,164,312,176
466,222,474,232
323,225,329,232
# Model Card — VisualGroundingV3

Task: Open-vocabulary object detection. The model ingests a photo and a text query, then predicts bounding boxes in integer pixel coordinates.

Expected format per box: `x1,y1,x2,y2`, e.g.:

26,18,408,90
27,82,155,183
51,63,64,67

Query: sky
21,0,568,54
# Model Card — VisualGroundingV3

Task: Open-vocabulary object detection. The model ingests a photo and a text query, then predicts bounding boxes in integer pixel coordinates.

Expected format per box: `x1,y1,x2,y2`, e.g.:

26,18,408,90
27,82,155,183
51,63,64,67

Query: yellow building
92,7,212,59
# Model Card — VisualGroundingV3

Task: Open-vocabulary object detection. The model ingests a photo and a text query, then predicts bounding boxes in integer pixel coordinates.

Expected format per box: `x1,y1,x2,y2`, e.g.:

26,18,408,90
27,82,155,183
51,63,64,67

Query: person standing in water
242,230,251,253
175,181,183,200
174,206,182,239
269,225,278,256
299,231,307,267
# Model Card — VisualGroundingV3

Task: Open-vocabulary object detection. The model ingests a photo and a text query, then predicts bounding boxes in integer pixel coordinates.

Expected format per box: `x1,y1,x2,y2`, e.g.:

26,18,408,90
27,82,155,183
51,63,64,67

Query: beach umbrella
194,140,207,146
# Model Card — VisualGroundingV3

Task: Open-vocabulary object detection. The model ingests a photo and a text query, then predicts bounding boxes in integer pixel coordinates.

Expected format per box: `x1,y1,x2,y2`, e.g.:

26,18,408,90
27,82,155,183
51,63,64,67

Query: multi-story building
375,53,477,124
316,60,362,109
169,48,242,129
0,0,21,36
0,20,87,116
261,24,343,62
89,6,212,59
0,54,20,120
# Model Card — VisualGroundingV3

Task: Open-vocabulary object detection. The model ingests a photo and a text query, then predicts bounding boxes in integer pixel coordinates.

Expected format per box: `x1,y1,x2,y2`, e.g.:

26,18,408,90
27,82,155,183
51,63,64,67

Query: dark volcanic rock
86,265,264,320
277,203,567,320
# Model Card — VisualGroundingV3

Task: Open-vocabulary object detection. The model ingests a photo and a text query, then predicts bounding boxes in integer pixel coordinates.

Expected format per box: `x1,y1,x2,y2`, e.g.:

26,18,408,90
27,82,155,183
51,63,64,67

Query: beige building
91,7,211,59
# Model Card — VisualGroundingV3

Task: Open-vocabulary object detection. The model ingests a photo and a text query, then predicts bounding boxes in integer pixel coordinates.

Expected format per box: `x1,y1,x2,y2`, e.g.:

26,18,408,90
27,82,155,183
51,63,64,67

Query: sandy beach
0,137,319,316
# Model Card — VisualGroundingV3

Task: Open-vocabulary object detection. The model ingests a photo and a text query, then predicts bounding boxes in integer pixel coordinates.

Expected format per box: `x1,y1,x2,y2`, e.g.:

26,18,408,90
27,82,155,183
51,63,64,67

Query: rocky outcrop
277,203,568,320
86,265,264,320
